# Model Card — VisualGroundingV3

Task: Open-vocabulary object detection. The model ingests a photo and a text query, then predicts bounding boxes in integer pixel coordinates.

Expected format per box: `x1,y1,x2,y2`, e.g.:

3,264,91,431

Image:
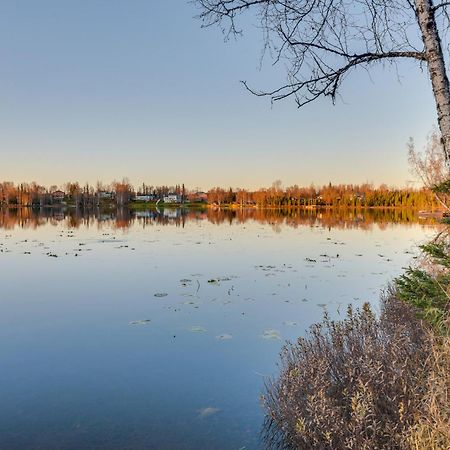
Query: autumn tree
65,182,81,198
195,0,450,166
112,178,133,206
207,187,228,205
1,182,16,205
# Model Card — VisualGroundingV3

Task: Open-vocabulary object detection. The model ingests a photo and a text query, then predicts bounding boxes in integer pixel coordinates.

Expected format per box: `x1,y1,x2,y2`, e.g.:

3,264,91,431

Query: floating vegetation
197,407,220,418
218,276,232,281
129,319,151,325
260,329,281,340
215,334,233,340
189,326,207,333
255,265,277,271
154,293,168,298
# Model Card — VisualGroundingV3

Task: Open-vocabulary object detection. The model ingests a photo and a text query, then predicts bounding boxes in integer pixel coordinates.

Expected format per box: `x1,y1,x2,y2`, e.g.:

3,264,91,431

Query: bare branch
194,0,450,165
194,0,427,106
433,1,450,12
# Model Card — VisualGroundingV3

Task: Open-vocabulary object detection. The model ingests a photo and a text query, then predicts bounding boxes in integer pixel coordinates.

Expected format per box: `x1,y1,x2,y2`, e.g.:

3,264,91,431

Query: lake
0,207,439,449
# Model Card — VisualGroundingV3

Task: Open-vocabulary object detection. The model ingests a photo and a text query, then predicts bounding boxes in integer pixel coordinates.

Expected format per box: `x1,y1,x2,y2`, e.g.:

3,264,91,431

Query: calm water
0,208,439,449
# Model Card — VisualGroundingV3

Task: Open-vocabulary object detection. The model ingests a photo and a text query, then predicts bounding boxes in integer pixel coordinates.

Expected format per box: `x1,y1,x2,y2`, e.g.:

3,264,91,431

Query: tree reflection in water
0,206,439,232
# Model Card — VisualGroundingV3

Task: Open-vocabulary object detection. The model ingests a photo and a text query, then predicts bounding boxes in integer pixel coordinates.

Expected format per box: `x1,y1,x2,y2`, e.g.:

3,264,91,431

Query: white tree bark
416,0,450,168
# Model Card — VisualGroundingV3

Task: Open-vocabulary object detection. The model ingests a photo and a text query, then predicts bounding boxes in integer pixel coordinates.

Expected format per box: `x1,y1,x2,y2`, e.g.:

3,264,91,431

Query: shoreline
0,203,445,214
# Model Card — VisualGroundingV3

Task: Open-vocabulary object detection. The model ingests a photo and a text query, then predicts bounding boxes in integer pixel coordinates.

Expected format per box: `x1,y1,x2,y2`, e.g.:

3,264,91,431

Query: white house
98,191,113,199
163,194,182,203
135,195,152,202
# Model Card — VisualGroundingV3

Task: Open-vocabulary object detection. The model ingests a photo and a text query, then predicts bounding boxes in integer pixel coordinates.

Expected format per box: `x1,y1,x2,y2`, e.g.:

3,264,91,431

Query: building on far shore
135,195,152,202
98,191,113,200
188,191,208,202
135,194,158,202
163,193,182,203
51,190,65,203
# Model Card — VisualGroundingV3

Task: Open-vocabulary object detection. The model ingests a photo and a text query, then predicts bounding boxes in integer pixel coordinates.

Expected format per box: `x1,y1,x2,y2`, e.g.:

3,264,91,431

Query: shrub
407,335,450,450
395,242,450,336
262,294,431,450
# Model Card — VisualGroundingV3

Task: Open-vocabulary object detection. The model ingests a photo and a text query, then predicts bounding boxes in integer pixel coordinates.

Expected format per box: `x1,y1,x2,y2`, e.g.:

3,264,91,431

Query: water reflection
0,206,439,231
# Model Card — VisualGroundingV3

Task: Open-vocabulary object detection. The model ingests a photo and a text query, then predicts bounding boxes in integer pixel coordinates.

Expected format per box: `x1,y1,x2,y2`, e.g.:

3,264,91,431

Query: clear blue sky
0,0,439,190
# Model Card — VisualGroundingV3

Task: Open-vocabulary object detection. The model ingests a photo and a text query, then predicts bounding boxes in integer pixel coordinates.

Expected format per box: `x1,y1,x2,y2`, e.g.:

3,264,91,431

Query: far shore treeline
0,179,443,210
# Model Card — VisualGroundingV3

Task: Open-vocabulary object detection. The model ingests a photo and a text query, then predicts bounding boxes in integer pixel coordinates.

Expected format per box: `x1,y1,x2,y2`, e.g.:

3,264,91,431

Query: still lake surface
0,207,440,449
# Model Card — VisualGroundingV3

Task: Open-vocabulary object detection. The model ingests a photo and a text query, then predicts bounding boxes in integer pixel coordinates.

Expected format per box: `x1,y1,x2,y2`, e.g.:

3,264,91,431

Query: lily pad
215,333,233,340
197,407,220,418
189,326,207,333
129,319,151,325
260,329,281,340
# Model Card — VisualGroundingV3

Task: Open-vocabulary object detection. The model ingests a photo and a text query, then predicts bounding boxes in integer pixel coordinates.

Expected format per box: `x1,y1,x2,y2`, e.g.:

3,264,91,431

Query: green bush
395,242,450,335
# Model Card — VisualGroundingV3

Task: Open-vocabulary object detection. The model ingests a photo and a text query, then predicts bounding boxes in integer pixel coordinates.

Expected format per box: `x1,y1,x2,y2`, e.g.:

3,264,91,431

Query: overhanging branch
242,50,427,105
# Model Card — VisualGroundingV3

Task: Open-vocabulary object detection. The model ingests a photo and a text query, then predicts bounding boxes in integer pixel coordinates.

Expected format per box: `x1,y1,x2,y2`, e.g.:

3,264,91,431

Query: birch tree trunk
416,0,450,167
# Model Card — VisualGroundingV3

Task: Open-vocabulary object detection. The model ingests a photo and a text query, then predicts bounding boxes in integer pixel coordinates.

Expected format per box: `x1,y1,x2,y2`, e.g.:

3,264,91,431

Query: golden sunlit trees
112,178,133,206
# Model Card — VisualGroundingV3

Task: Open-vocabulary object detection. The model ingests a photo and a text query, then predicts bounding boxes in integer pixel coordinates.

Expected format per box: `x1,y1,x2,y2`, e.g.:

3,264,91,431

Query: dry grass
407,335,450,450
262,293,434,450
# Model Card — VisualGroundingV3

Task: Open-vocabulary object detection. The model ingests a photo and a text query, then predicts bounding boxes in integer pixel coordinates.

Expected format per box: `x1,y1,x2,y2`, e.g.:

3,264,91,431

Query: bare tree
195,0,450,166
408,128,450,208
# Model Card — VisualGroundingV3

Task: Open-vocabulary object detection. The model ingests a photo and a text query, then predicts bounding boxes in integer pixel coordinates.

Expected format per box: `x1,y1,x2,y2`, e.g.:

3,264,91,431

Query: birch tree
195,0,450,167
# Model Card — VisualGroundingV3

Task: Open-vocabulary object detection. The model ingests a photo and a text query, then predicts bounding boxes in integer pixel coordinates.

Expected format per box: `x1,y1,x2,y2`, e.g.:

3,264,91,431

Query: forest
0,180,442,210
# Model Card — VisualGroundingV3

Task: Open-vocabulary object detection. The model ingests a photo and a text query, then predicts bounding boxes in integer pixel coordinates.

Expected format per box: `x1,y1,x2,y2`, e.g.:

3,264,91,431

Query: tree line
208,182,441,209
0,180,187,207
0,179,441,210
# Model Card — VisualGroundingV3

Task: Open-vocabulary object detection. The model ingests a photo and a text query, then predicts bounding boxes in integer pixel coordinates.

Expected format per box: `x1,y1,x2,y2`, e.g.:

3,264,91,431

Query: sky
0,0,440,190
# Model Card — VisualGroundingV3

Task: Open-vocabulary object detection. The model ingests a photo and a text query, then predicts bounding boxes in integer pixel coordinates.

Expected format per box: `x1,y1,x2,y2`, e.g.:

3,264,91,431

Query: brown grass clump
407,335,450,450
262,293,432,450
